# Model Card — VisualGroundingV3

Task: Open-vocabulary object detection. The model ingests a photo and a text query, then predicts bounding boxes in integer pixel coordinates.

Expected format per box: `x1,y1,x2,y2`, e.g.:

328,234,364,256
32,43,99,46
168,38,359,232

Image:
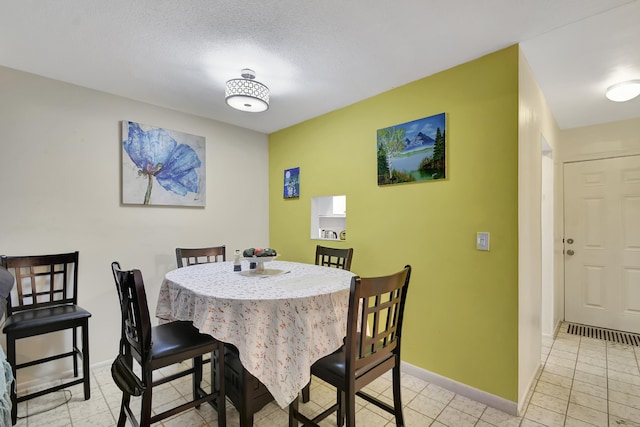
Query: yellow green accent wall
269,45,519,401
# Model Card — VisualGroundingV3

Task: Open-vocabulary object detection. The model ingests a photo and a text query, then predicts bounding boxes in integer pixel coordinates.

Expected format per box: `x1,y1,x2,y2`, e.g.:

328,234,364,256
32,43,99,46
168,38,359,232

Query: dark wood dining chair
110,262,226,427
175,245,273,427
289,265,412,427
176,245,226,267
1,251,91,425
315,245,354,271
301,245,355,403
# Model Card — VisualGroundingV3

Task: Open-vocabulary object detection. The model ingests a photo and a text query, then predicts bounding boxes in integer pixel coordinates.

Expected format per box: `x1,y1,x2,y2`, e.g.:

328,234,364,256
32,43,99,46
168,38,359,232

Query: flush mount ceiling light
225,69,269,112
605,79,640,102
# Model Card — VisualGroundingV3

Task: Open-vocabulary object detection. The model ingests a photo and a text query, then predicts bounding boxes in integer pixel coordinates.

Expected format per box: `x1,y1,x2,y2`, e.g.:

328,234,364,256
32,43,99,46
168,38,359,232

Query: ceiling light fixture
605,79,640,102
225,69,269,112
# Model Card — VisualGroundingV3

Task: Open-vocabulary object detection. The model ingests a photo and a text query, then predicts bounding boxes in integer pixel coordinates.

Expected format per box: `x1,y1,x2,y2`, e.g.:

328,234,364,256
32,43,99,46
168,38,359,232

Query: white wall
517,49,561,413
541,141,555,337
559,117,640,162
0,66,270,385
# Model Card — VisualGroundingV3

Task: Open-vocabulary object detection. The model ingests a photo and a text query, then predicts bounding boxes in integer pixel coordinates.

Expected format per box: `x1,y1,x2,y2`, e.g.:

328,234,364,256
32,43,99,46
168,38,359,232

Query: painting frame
121,120,206,206
284,167,300,198
377,112,446,186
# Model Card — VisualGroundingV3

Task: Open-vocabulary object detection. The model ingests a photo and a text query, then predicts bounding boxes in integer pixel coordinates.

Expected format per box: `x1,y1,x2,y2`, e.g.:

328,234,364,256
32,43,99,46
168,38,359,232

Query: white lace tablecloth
155,260,355,408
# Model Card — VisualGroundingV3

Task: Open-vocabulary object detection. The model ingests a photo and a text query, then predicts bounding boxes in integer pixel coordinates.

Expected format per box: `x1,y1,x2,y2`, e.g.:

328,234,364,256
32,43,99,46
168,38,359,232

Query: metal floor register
566,323,640,347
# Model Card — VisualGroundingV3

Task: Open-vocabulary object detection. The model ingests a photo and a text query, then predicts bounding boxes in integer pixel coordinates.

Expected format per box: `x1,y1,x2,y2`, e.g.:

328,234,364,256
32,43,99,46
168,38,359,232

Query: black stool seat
3,305,91,336
150,321,220,360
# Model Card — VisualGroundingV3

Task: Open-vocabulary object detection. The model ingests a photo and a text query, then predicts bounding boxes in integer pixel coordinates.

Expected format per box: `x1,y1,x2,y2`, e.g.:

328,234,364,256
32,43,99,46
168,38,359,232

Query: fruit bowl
242,248,277,273
243,255,277,273
243,255,276,264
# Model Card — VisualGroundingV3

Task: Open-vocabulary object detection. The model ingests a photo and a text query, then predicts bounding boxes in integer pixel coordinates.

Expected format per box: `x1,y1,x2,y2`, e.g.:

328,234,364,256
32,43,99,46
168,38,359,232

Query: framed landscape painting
121,120,206,206
377,112,446,186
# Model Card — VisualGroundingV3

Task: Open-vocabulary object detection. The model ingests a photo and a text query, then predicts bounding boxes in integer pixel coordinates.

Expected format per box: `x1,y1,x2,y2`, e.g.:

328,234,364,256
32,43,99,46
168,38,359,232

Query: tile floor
13,322,640,426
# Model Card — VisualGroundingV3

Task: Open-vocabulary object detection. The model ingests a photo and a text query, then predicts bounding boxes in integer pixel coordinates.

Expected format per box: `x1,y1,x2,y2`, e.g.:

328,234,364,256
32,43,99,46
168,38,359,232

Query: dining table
155,259,355,408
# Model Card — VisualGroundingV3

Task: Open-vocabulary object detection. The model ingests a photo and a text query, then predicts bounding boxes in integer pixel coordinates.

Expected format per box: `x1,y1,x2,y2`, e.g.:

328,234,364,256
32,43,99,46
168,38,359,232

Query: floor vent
566,323,640,347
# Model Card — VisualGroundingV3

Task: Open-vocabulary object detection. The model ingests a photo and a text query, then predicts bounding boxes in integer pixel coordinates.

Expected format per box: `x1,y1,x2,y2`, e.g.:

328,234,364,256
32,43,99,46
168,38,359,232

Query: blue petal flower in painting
123,122,202,204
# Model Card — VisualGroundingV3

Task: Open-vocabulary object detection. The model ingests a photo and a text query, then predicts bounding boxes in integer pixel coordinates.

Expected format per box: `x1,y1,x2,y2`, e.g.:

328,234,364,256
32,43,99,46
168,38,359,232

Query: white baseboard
542,321,561,340
401,361,518,416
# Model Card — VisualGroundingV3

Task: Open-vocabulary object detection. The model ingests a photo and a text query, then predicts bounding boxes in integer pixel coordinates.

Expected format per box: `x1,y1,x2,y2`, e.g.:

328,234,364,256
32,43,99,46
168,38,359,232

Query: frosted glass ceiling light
225,69,269,112
605,80,640,102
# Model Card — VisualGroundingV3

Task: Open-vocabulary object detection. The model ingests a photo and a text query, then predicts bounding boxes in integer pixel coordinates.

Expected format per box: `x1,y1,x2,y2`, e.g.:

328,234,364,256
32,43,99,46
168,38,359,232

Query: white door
564,155,640,333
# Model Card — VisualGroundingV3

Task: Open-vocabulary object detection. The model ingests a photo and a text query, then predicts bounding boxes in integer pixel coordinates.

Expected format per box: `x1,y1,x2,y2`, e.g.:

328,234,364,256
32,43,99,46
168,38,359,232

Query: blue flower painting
122,121,205,206
284,167,300,198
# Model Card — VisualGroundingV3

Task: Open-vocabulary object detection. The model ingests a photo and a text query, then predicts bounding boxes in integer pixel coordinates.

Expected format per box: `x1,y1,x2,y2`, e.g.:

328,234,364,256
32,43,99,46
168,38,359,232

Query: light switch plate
476,232,490,251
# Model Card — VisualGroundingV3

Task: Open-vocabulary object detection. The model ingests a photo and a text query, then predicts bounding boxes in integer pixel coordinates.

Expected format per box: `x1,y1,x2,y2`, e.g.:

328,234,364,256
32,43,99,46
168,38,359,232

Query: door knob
567,238,574,244
566,249,575,256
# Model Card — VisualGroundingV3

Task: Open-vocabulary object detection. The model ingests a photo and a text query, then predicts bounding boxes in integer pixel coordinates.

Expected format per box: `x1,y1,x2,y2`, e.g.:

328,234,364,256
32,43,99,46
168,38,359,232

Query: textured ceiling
0,0,638,133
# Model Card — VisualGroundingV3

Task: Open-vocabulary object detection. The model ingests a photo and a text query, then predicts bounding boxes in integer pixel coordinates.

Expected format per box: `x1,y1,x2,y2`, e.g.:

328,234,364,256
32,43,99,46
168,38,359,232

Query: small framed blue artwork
284,167,300,198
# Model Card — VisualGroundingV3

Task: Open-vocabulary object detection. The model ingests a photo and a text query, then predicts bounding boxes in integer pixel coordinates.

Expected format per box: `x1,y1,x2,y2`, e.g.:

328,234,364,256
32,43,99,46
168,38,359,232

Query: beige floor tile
569,390,607,413
608,369,640,386
609,401,640,424
542,363,575,379
405,393,447,419
401,407,434,426
539,371,574,388
447,394,486,418
479,406,521,426
547,355,577,369
608,361,640,376
534,379,571,401
575,361,606,377
609,414,640,427
609,377,640,398
563,415,600,426
550,348,579,362
435,405,478,427
524,403,566,426
609,388,640,410
530,391,569,414
573,370,607,388
566,402,607,426
570,380,607,400
422,383,455,405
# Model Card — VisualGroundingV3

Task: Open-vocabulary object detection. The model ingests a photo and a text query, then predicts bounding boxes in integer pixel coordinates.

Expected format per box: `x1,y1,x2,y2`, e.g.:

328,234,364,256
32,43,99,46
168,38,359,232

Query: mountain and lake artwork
377,112,446,186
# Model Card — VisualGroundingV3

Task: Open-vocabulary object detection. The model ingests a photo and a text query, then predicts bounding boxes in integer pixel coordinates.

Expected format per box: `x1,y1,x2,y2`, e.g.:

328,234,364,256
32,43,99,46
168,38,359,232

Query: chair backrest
315,245,354,271
175,246,226,268
111,262,152,364
345,265,411,375
0,251,80,316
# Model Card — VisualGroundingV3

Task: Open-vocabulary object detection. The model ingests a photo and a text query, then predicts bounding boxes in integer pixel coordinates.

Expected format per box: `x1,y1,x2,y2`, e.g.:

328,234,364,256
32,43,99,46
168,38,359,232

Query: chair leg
140,370,153,426
239,368,254,427
337,390,345,427
82,321,91,399
239,411,254,427
7,335,17,425
302,381,310,403
72,326,79,377
392,364,405,426
288,393,299,427
117,393,130,427
345,389,355,427
193,355,203,405
213,349,226,427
